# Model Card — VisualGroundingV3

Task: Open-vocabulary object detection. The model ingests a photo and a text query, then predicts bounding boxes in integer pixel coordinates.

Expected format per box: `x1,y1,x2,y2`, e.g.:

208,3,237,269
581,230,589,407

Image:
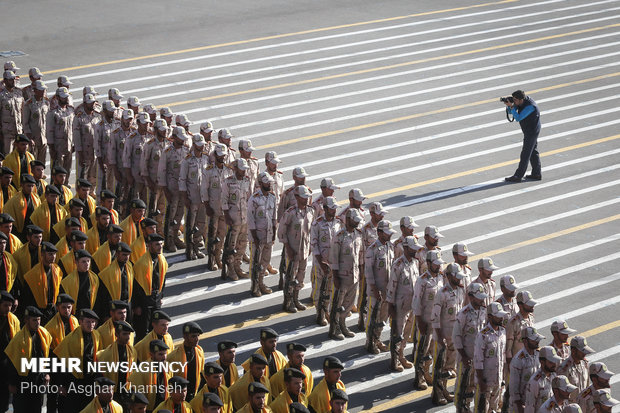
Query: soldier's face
117,330,132,345
0,239,6,254
121,118,132,128
149,240,163,254
80,318,97,332
77,186,89,198
117,251,130,264
16,141,29,154
58,302,73,318
112,308,127,322
131,208,145,221
553,331,569,343
453,252,468,265
250,363,266,379
98,215,111,228
219,348,236,364
293,176,306,186
0,223,12,234
205,373,223,389
44,251,57,264
0,174,13,187
76,257,91,272
3,79,14,88
378,230,392,243
260,182,272,193
54,173,67,185
102,198,114,210
0,301,11,316
109,232,122,245
250,393,266,410
26,316,41,331
235,167,247,180
34,89,45,99
592,375,610,389
525,338,540,350
202,406,220,413
33,166,45,179
28,233,43,246
479,267,493,280
22,182,35,195
261,337,277,353
46,194,59,205
501,286,516,298
287,377,303,395
324,206,336,220
153,319,169,335
71,207,83,218
349,198,362,209
543,358,558,372
321,187,334,197
400,226,414,237
289,350,305,368
97,385,114,405
201,130,213,141
325,368,342,384
425,234,439,247
184,333,200,348
489,314,504,327
152,350,167,362
331,400,347,413
266,160,277,172
596,403,613,413
74,240,87,250
428,262,441,274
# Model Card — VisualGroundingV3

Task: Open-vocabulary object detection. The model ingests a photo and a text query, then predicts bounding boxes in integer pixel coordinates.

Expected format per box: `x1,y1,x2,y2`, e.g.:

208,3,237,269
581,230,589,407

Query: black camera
499,96,514,104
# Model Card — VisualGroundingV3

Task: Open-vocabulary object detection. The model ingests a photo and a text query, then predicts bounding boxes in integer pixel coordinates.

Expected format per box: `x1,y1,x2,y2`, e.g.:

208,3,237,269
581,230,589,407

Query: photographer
502,90,542,182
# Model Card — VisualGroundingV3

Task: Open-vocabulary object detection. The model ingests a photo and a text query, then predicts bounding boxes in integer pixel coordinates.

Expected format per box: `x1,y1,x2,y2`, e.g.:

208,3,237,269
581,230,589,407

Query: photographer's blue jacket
509,96,541,136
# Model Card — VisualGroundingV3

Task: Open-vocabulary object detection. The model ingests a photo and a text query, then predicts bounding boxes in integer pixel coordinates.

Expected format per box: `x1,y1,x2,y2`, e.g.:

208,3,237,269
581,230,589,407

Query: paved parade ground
5,0,620,410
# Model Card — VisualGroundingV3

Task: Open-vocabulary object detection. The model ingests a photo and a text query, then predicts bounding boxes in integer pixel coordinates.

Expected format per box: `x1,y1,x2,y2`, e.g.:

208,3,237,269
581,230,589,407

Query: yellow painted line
42,0,517,74
362,319,620,412
162,23,620,111
348,134,620,204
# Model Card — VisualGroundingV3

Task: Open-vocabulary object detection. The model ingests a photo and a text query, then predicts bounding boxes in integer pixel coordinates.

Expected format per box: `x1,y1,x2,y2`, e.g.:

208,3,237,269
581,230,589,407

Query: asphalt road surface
5,0,620,411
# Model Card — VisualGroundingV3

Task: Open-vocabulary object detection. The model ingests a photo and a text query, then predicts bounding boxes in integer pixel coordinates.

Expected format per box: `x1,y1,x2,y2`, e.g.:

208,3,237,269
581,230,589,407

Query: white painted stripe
52,0,572,83
537,273,620,305
536,297,620,329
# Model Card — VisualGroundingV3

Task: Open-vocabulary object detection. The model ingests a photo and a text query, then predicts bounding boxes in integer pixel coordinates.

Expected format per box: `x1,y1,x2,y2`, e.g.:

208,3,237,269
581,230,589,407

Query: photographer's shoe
525,174,542,180
504,175,522,183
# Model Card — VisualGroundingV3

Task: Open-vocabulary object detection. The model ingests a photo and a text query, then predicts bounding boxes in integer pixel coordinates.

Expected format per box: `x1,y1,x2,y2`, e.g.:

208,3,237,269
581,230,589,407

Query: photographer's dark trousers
514,132,541,178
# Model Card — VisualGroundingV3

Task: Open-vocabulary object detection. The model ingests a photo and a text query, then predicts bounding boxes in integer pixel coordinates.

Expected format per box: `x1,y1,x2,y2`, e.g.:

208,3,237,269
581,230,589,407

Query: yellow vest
0,185,17,213
129,235,146,264
229,371,272,411
97,260,134,302
13,242,40,283
55,237,69,262
44,311,79,350
53,327,103,379
59,250,76,278
4,191,41,232
153,398,192,413
85,225,105,255
133,251,168,296
60,269,99,312
65,194,97,217
307,379,346,413
190,384,233,413
51,215,88,240
92,241,113,273
90,208,119,227
23,262,62,308
134,330,174,363
127,359,173,411
241,348,287,379
96,317,135,349
0,250,17,292
3,150,34,190
120,215,143,247
95,341,137,386
270,390,308,413
270,362,314,397
31,201,67,241
7,232,22,254
167,344,205,396
2,311,20,339
5,325,52,376
79,396,123,413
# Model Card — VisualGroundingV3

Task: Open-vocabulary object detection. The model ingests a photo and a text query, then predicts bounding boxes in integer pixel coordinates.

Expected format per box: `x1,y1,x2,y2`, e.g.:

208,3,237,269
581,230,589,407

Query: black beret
260,327,278,340
284,367,306,380
40,241,58,253
250,353,268,366
130,199,146,209
94,376,115,386
152,310,171,321
202,392,224,407
68,198,86,209
331,388,349,402
141,217,157,227
323,356,344,370
76,178,92,188
114,320,134,333
149,339,169,352
79,308,99,320
74,249,92,260
26,225,43,235
66,217,82,227
110,300,129,310
100,190,117,200
69,230,88,242
0,291,15,303
56,293,75,304
21,174,36,184
286,342,307,353
0,231,8,241
24,306,44,317
129,391,149,405
0,213,15,223
248,381,269,395
15,134,31,143
168,376,189,387
203,362,224,376
95,206,111,217
45,185,61,196
52,165,68,175
116,242,131,253
290,402,311,413
183,321,203,335
108,224,124,234
147,233,164,243
0,166,14,175
218,340,238,351
30,160,45,168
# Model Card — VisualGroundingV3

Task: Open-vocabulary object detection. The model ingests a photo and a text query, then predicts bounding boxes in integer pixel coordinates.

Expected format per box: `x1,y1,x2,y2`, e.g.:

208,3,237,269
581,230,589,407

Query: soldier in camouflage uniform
141,118,168,233
524,346,562,413
0,70,23,155
73,94,101,191
109,109,134,204
46,87,74,178
510,326,544,413
393,216,417,259
577,363,614,413
264,151,284,276
124,112,153,202
22,80,49,163
558,336,594,398
95,100,119,194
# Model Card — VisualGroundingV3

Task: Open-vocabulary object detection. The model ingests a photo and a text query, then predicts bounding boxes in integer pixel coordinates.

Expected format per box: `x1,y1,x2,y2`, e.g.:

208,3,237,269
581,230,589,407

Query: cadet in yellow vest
52,198,88,241
85,206,112,254
0,292,20,412
130,217,157,264
327,389,349,413
97,243,134,319
270,343,313,397
127,391,150,413
168,321,205,400
132,233,167,340
153,376,193,413
127,339,173,412
0,213,22,253
0,231,18,298
54,308,103,413
91,223,124,273
134,309,174,362
60,249,100,314
200,392,225,413
270,368,308,413
237,381,272,413
97,300,134,348
90,190,120,227
58,229,87,276
80,376,123,413
96,320,137,399
3,134,35,190
31,185,67,241
121,199,146,246
230,354,272,411
30,160,47,198
308,357,346,413
45,293,79,350
241,328,287,379
13,224,43,283
67,179,97,228
47,166,73,207
191,362,233,413
21,241,61,324
55,217,83,260
217,340,239,389
5,306,52,413
0,167,17,212
4,173,41,241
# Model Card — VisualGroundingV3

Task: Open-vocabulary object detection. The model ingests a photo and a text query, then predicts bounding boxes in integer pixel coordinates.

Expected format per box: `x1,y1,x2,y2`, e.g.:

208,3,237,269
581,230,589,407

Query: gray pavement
5,0,620,411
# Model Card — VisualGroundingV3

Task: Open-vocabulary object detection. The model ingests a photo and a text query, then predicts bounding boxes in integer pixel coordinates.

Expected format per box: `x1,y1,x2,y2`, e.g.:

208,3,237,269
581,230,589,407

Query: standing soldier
157,126,189,252
160,106,174,127
452,242,474,290
412,249,445,389
453,282,488,413
328,208,364,341
59,249,100,313
124,112,153,201
430,262,466,404
46,87,74,178
49,76,73,110
247,172,278,297
73,94,101,190
550,320,576,361
199,121,216,155
309,196,341,324
211,128,237,165
0,70,23,155
537,376,577,413
337,188,365,223
278,185,315,313
524,346,562,413
474,302,508,413
167,322,205,401
415,225,443,275
4,174,41,241
3,134,35,189
141,118,168,228
175,113,191,133
472,257,499,306
97,243,134,310
358,201,385,330
364,219,396,354
110,109,134,203
21,67,43,103
179,134,210,260
31,160,47,198
0,291,19,413
386,236,420,371
30,185,66,242
95,100,119,193
74,86,101,118
221,158,252,279
20,242,61,325
576,362,614,413
558,336,594,397
311,178,340,218
496,275,519,319
238,139,259,193
22,80,49,163
130,217,158,263
127,96,141,116
510,327,545,413
264,151,284,276
394,216,417,258
0,168,16,210
203,143,230,269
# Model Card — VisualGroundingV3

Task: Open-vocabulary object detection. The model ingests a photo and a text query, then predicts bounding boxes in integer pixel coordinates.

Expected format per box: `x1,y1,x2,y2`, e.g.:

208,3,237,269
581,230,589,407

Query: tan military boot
398,343,413,369
316,309,327,326
293,289,306,311
340,320,355,338
234,263,249,279
414,368,428,390
251,279,261,297
258,275,272,294
390,349,404,372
